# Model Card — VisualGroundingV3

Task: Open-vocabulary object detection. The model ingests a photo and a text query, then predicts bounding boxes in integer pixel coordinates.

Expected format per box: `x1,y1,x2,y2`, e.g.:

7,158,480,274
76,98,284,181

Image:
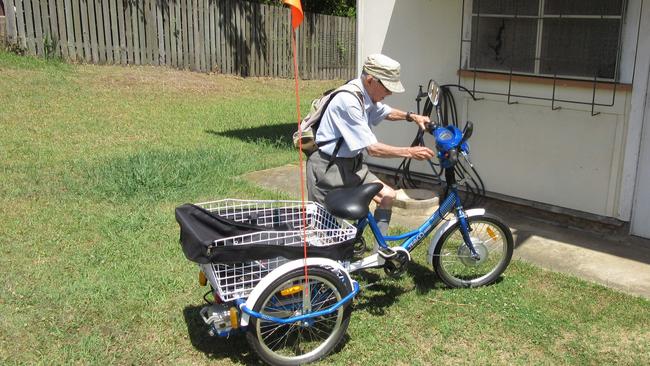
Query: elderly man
306,53,435,248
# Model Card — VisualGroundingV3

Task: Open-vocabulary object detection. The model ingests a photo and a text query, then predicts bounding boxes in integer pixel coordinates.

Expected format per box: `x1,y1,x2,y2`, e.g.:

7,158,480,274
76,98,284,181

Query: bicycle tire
433,214,513,288
246,266,352,366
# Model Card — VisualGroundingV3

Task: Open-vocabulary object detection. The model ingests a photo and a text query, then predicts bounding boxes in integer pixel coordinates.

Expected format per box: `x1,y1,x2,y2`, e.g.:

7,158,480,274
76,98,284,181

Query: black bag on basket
175,204,354,264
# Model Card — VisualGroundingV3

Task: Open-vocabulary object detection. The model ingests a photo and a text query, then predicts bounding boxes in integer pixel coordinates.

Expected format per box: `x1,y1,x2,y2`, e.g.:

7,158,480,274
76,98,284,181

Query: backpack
292,83,364,156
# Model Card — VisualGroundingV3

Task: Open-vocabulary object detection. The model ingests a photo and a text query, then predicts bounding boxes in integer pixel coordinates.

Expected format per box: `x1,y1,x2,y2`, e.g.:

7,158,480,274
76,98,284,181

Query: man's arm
366,142,434,160
385,108,430,131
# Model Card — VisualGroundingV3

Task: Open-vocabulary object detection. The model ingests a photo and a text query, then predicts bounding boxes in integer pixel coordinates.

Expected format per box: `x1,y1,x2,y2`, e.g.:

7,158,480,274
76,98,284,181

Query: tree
251,0,356,17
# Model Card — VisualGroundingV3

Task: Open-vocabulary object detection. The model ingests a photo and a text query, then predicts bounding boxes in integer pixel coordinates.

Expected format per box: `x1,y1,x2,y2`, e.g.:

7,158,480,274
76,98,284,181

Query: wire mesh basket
196,199,357,301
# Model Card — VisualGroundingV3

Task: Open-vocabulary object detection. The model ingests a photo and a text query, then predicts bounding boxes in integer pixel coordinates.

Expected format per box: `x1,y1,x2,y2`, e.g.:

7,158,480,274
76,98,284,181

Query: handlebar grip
461,121,474,143
447,149,458,164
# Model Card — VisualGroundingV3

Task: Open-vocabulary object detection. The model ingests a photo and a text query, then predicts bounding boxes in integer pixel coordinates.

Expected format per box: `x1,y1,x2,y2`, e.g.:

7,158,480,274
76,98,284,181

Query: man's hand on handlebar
412,114,430,131
408,146,435,160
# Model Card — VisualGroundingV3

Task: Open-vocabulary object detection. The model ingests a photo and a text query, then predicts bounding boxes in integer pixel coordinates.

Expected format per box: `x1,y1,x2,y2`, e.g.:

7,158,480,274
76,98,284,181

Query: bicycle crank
353,236,368,256
383,247,411,278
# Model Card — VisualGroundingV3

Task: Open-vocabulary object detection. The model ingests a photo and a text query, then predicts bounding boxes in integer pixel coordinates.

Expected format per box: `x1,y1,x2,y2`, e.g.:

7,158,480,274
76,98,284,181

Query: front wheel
433,214,513,288
246,266,352,366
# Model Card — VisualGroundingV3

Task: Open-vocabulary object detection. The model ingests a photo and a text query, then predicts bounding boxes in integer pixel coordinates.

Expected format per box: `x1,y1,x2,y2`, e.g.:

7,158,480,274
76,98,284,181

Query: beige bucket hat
362,54,405,93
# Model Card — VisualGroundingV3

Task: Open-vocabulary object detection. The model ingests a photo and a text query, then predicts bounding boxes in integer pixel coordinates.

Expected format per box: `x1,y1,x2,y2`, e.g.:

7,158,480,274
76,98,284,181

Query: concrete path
242,164,650,299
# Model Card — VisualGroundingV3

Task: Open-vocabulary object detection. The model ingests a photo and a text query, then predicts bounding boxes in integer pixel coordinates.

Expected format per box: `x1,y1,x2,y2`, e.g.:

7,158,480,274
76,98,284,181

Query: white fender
427,208,485,266
239,258,354,327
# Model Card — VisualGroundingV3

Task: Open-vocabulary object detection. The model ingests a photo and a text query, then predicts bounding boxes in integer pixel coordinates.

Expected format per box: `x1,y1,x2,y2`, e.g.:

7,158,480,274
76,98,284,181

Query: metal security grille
458,0,637,114
467,0,624,80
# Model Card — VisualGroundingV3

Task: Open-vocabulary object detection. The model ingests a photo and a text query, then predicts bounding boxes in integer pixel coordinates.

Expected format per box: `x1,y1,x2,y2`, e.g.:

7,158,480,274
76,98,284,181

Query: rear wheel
246,267,352,366
433,215,513,288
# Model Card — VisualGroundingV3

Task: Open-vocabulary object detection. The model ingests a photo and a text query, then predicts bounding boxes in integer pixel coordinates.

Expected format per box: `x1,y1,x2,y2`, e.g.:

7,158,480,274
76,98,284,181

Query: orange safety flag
283,0,304,29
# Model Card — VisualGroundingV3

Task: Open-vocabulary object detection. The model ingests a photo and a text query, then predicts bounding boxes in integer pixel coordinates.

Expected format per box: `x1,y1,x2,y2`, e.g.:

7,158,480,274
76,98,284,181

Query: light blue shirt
315,78,392,158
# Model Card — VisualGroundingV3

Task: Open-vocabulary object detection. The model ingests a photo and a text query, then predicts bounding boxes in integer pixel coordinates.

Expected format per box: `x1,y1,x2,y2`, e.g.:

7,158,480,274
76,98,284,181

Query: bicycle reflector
280,285,303,296
487,227,497,241
229,307,239,329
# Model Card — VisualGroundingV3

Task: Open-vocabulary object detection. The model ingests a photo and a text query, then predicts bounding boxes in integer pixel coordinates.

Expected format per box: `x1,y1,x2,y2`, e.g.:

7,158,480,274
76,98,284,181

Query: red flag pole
284,0,311,306
291,29,310,275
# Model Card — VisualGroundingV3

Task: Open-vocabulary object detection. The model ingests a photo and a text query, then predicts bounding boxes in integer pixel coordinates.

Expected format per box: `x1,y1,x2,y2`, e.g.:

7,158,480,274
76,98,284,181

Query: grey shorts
306,150,379,204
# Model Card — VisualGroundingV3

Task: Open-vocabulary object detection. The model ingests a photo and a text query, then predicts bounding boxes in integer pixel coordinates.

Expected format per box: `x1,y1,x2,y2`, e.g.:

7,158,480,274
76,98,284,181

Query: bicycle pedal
377,247,398,259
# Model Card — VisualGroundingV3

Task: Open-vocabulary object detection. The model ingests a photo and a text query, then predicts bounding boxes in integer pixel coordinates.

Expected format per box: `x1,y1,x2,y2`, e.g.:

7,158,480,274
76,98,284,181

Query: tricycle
175,81,514,365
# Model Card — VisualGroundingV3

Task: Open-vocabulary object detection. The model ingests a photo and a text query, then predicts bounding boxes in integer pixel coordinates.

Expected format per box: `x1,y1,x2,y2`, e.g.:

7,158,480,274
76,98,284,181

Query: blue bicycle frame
359,183,480,258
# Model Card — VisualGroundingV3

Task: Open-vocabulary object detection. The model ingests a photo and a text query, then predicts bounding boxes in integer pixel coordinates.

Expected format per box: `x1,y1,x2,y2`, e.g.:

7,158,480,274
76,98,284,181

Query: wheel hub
457,238,488,266
300,319,314,327
293,308,315,327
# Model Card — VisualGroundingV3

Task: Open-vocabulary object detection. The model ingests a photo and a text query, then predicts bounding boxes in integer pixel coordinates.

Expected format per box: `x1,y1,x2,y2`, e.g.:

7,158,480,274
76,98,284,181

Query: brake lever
461,151,474,168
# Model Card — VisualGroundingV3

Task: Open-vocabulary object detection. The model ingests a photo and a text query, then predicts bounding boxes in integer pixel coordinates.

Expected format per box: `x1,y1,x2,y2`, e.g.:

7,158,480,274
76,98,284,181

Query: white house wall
464,88,629,216
357,0,465,164
357,0,642,220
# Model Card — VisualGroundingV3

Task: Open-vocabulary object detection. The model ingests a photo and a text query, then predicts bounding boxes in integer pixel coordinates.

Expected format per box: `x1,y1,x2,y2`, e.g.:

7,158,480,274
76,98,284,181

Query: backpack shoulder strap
314,83,364,144
326,138,345,171
321,84,364,169
333,83,364,107
318,84,363,123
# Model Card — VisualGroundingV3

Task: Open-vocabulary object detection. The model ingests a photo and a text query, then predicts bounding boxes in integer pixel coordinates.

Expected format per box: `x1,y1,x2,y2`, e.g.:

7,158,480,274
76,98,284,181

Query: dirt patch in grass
74,64,339,99
78,64,232,93
591,326,650,362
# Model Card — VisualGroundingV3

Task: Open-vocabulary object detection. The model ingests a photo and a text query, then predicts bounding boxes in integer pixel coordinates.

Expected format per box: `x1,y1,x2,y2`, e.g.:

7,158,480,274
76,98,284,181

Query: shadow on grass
408,260,441,293
182,305,257,364
351,257,445,316
183,303,351,363
409,259,506,291
352,271,406,316
352,259,507,315
205,122,295,149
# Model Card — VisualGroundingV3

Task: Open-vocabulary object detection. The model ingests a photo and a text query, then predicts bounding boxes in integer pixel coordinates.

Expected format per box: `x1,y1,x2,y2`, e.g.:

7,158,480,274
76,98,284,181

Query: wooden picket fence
0,16,6,43
2,0,356,79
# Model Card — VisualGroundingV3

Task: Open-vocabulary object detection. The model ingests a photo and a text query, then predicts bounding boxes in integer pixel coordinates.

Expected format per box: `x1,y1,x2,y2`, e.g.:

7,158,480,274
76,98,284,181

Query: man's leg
354,160,396,252
372,180,396,252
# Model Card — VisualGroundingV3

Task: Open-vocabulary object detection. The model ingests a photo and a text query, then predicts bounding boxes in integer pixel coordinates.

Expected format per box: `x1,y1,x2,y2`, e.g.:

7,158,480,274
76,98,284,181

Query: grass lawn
1,50,649,365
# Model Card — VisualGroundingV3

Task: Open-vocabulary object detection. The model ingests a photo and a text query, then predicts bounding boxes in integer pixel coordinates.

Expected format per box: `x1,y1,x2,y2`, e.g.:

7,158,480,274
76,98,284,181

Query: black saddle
324,183,383,220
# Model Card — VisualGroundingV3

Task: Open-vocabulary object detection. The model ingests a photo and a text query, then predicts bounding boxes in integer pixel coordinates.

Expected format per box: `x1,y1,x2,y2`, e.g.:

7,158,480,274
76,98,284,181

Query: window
466,0,625,80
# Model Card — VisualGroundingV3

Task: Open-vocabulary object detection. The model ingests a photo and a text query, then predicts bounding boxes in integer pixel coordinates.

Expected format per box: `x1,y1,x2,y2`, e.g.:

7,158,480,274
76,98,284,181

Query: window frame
461,0,627,82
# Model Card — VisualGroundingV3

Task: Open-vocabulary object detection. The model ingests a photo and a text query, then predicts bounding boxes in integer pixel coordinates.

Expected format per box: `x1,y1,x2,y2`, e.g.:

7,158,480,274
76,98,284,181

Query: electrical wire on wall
393,83,486,208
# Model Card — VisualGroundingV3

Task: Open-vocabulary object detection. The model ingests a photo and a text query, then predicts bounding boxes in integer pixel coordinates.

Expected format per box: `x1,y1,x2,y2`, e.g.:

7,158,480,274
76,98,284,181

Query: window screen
470,17,537,73
540,19,621,78
468,0,625,80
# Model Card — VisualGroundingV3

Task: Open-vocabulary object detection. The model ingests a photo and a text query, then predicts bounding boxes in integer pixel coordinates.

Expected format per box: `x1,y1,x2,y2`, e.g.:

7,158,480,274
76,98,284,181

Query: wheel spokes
438,222,507,281
256,275,344,358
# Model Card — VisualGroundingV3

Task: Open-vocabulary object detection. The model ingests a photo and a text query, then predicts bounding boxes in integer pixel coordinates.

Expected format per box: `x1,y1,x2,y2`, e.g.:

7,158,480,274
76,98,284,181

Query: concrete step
367,188,441,229
393,188,439,216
